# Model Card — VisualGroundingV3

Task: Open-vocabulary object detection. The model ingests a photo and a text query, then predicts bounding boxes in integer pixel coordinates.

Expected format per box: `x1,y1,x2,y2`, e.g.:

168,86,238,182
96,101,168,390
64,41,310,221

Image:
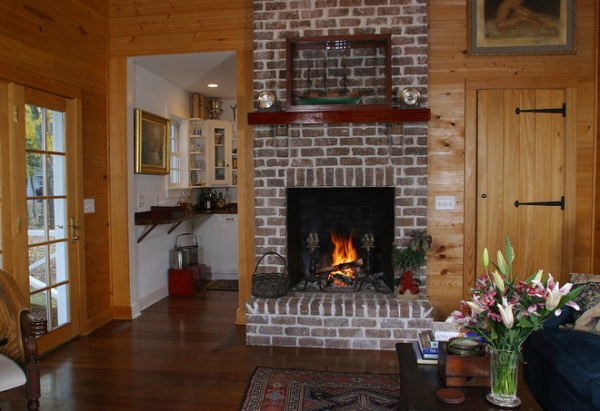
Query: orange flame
329,232,358,286
331,232,357,265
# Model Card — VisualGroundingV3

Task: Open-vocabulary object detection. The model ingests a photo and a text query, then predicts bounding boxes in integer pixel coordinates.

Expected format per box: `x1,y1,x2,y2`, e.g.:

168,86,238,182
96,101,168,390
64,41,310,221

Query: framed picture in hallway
134,108,170,175
468,0,575,55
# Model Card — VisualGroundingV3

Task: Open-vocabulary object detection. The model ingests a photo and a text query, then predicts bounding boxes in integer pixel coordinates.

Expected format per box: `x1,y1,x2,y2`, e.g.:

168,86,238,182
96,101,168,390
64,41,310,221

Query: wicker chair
0,268,47,410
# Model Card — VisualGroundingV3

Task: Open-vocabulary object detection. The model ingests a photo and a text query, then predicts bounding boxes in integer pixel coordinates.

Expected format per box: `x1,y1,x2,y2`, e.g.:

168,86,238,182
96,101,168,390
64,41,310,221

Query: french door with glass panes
8,84,82,353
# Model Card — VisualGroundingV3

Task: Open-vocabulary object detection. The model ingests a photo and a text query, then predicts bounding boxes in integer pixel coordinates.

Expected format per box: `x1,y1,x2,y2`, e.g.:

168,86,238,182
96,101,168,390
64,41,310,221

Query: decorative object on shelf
257,91,277,112
401,88,421,107
208,99,223,119
392,230,432,298
134,108,170,175
230,104,237,121
446,237,581,408
191,93,207,119
286,34,392,112
468,0,575,55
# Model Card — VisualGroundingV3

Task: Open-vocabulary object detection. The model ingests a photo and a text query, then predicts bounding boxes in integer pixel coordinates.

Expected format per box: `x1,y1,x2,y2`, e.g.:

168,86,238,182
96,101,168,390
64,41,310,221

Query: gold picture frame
134,109,170,175
468,0,575,55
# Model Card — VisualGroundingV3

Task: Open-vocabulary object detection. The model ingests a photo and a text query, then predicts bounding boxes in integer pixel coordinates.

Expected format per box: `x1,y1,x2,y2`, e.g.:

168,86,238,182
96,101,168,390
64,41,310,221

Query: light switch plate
83,199,95,213
435,196,456,210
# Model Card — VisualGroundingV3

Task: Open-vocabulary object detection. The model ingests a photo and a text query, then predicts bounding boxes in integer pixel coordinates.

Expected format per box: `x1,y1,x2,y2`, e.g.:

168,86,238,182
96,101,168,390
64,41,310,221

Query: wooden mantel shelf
247,108,431,125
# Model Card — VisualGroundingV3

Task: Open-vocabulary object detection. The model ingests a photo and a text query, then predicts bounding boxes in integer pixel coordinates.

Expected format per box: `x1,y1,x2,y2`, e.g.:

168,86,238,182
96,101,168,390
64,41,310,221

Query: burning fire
329,232,358,286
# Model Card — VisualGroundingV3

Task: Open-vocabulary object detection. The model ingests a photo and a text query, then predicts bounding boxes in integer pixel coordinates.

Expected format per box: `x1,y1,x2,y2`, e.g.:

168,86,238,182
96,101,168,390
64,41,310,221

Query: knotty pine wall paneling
428,0,599,318
595,0,600,273
0,1,112,334
108,0,255,323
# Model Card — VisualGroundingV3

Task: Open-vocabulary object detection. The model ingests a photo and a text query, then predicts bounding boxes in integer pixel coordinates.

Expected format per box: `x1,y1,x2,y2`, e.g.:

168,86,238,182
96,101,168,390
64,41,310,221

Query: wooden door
476,89,568,282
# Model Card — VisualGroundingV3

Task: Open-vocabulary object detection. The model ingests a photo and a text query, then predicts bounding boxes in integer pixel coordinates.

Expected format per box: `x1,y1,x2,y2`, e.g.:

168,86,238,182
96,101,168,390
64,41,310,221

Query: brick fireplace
247,0,430,350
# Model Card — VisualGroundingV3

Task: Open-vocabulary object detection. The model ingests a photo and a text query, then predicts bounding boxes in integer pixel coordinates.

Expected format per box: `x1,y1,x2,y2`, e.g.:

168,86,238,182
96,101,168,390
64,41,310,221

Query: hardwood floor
2,290,399,411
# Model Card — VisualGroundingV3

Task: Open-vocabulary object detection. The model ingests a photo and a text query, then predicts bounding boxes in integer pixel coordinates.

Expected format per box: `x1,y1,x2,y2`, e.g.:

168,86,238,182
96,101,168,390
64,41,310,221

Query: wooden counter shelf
134,207,238,243
247,107,431,125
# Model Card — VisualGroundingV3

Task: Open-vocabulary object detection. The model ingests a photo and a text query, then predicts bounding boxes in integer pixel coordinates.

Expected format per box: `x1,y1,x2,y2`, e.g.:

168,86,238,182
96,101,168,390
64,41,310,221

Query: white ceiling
131,51,237,100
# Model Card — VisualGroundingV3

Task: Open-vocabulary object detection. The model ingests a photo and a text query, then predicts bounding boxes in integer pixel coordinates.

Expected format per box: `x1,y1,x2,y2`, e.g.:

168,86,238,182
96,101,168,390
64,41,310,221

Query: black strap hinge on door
515,103,566,117
514,196,565,210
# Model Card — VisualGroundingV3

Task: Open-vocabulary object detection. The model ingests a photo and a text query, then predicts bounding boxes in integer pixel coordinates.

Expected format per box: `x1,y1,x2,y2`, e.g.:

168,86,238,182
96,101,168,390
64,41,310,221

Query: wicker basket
251,252,289,298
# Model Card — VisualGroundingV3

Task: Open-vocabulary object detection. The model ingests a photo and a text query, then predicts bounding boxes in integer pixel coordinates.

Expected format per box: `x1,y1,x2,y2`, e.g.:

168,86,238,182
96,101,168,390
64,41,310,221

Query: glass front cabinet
189,119,233,188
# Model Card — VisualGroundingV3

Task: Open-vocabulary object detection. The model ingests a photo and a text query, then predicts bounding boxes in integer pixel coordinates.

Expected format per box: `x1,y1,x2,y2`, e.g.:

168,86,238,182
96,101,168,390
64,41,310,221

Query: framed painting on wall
134,109,170,175
468,0,575,55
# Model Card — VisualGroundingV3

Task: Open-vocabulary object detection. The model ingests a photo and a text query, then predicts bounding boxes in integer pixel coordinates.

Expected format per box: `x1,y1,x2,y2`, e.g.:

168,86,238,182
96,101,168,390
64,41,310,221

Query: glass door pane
213,126,226,183
26,103,70,330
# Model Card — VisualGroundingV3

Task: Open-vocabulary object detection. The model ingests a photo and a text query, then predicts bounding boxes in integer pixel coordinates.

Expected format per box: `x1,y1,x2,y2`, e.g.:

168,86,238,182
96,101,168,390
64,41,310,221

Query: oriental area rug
238,367,401,411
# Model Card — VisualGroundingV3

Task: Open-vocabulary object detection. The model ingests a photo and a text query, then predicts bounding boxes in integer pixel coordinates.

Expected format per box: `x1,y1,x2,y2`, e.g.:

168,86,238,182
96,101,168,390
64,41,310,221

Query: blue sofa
524,306,600,411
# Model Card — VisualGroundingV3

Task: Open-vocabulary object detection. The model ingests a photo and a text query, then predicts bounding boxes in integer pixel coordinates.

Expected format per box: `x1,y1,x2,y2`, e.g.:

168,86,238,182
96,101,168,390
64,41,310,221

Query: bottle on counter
216,192,225,209
177,191,191,215
197,190,206,211
224,188,231,210
205,189,213,212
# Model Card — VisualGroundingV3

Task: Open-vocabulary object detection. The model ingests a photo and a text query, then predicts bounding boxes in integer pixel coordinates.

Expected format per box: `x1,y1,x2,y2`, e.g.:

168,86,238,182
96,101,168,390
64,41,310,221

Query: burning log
330,273,354,285
316,258,364,274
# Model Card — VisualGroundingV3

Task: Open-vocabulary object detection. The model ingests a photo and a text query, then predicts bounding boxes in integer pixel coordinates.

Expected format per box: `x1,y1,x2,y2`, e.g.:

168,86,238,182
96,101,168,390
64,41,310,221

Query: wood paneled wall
427,0,599,319
0,1,112,333
108,0,255,323
2,0,595,332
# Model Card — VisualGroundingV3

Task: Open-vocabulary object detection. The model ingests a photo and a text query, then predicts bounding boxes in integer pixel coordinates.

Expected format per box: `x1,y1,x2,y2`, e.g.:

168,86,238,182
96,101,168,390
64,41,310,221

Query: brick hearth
246,292,433,350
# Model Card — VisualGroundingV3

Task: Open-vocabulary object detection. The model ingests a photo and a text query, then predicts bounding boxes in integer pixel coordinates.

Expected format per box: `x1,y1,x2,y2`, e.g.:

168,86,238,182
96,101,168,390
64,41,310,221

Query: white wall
127,62,194,317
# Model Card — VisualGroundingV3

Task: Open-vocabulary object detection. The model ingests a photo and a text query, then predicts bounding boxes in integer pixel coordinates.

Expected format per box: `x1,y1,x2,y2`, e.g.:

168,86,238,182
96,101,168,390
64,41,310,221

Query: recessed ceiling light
208,83,219,88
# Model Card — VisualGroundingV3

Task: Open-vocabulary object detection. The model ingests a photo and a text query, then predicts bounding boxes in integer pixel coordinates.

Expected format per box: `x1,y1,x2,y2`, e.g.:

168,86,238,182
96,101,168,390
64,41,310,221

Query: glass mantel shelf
247,107,431,125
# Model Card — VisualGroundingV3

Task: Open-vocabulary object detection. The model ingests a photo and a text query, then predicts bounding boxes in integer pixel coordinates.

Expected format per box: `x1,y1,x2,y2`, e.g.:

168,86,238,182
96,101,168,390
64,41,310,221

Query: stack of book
412,330,439,364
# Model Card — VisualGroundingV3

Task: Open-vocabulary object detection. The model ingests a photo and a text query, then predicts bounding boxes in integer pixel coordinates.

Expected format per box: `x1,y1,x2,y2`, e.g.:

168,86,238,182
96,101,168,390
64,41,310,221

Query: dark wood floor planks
2,290,399,411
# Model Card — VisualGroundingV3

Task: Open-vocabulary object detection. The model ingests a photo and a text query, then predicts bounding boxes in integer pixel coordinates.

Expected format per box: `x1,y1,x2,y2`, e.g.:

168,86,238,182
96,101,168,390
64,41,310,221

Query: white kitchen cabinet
194,214,238,279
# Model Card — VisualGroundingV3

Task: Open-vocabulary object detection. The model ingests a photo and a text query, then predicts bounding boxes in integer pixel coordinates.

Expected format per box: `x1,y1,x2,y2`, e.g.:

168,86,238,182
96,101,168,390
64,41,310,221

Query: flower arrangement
392,230,432,297
447,237,580,354
446,237,581,405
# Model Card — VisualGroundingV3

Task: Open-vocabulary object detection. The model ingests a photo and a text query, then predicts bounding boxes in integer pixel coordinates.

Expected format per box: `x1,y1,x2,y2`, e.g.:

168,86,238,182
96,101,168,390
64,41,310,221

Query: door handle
514,196,565,210
70,217,80,243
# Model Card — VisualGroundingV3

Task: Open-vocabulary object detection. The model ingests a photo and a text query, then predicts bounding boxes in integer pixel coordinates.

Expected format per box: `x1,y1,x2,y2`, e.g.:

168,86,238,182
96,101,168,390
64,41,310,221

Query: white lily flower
497,297,515,329
545,274,573,311
467,300,485,315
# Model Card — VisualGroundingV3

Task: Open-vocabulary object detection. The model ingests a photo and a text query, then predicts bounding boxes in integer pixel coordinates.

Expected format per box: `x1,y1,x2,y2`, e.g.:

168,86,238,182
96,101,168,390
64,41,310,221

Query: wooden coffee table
396,343,543,410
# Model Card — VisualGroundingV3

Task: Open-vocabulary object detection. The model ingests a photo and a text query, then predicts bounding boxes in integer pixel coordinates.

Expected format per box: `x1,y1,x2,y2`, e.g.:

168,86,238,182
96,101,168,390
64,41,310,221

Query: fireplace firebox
287,187,395,292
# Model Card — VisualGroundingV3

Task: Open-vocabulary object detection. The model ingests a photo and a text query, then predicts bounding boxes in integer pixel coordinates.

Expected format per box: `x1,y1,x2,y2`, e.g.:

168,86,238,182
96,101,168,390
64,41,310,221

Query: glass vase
487,348,522,407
